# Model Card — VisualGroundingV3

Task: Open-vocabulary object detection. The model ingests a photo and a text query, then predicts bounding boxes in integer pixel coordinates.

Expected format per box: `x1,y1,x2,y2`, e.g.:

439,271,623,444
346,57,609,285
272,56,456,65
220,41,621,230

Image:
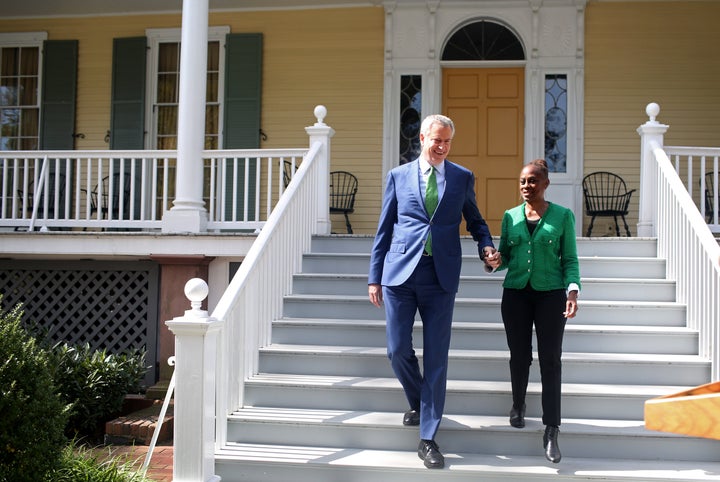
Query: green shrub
0,302,69,482
46,442,153,482
50,343,149,440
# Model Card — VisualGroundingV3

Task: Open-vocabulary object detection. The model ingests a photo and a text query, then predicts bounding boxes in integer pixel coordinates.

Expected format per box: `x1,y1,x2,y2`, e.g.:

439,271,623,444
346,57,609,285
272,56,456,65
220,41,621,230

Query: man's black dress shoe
509,404,526,428
543,425,562,463
403,409,420,426
417,439,445,469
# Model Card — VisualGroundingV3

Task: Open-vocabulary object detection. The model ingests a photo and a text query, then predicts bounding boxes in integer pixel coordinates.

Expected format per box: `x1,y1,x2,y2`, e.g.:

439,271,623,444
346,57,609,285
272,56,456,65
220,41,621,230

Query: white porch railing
664,146,720,233
166,107,333,481
638,102,720,381
0,148,303,231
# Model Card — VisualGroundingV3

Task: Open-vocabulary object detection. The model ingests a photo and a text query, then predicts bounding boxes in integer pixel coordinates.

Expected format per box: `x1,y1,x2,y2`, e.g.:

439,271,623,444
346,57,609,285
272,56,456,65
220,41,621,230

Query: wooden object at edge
644,380,720,440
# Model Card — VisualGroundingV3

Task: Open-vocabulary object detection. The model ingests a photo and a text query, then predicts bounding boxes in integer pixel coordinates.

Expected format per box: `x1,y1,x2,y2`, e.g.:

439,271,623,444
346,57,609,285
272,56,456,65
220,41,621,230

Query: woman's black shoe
509,404,526,428
543,425,561,463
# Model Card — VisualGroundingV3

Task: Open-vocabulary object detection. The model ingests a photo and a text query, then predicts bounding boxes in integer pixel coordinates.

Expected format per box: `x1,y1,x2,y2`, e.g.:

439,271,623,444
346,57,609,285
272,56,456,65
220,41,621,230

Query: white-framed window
145,27,229,150
0,32,46,151
544,73,569,173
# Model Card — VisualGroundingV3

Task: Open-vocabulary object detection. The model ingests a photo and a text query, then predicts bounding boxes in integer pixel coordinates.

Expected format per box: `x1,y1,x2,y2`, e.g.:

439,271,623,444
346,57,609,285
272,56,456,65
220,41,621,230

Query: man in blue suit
368,114,498,469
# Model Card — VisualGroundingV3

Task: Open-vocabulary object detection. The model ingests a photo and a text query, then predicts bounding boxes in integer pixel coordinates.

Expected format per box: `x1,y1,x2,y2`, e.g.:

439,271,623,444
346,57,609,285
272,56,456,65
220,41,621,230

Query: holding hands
483,247,502,271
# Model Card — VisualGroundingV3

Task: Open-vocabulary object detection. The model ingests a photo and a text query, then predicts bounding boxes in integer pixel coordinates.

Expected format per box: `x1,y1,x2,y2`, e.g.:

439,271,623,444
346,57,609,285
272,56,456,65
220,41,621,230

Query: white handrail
639,103,720,380
28,155,48,231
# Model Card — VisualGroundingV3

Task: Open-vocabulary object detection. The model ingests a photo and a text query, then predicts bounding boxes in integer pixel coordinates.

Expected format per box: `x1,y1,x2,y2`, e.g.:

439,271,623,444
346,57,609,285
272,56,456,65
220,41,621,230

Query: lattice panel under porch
0,260,159,386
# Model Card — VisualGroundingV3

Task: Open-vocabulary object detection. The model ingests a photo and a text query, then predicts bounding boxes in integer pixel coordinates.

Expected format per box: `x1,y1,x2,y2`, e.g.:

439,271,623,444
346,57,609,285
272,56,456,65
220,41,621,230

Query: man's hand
483,247,501,270
368,283,383,307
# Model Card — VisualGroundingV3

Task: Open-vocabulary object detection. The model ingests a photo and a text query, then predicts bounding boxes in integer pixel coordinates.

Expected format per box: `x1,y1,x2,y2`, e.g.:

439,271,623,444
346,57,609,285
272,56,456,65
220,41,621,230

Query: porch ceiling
2,0,374,19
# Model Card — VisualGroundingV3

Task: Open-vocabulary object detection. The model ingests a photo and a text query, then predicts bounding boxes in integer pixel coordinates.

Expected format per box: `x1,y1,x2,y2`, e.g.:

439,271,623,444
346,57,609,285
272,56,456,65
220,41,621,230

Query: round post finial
646,102,660,122
314,105,327,126
184,278,208,313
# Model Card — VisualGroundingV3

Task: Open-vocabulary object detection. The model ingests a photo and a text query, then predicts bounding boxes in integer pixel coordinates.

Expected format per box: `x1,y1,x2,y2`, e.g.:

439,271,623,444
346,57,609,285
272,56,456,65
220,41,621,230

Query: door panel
443,67,524,234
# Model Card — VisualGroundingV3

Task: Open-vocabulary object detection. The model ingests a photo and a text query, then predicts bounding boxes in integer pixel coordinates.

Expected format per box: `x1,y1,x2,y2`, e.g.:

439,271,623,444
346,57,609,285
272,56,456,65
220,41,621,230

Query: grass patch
46,441,154,482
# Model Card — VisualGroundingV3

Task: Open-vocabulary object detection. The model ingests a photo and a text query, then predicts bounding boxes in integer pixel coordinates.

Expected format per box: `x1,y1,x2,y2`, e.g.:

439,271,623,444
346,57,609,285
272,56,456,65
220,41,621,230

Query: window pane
206,72,218,102
20,47,38,76
207,42,219,70
544,74,568,173
157,73,178,103
157,105,177,135
1,108,19,136
158,43,179,72
442,20,525,61
20,76,37,105
153,39,221,149
20,107,38,136
400,75,421,165
0,77,18,106
1,48,18,76
1,45,40,151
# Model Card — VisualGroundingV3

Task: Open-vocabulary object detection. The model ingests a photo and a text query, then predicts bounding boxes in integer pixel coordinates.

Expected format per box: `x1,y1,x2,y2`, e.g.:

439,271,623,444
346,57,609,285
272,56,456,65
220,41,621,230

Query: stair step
258,344,709,386
272,319,699,355
283,295,687,326
216,443,720,482
310,235,660,259
225,407,720,463
216,235,718,481
243,374,695,420
292,273,675,301
301,254,666,279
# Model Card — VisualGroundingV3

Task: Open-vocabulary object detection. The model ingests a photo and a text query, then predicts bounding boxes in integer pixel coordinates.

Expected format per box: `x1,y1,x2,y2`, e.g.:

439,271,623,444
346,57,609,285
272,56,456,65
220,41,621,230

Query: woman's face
519,165,550,203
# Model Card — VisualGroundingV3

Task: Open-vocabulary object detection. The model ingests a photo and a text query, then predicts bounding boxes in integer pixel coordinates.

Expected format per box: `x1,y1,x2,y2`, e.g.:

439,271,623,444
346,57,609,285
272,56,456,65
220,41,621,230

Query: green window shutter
39,40,78,220
224,33,262,221
40,40,77,150
224,33,262,149
110,37,147,150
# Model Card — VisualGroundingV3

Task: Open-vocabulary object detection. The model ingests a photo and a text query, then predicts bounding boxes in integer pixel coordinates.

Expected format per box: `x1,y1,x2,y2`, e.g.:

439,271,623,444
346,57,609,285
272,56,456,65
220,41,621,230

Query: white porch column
636,102,669,237
166,279,222,482
162,0,209,233
305,105,335,235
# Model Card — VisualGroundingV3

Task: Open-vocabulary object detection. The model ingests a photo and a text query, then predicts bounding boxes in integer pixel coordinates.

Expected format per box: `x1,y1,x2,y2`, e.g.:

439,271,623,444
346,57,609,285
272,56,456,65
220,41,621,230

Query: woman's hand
564,290,579,318
483,247,502,270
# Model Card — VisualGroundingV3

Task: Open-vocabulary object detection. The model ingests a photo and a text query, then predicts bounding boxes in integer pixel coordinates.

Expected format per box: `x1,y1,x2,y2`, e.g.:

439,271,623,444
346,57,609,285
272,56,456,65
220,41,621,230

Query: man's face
420,123,453,166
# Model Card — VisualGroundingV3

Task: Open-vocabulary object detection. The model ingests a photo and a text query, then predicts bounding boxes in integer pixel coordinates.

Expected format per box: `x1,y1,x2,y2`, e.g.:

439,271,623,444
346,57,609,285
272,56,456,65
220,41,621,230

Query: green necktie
425,166,438,255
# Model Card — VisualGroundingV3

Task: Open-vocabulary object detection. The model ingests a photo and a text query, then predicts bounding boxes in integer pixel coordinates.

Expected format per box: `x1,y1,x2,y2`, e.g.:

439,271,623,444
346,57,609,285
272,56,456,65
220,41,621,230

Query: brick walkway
94,443,173,482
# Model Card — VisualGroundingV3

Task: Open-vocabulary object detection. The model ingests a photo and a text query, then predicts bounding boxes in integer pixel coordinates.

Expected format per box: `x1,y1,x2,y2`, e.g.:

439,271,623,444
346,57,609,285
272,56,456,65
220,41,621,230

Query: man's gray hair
420,114,455,137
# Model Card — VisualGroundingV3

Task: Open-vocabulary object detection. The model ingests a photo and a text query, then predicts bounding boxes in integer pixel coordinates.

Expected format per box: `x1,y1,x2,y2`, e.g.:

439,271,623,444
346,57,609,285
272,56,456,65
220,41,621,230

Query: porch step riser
310,236,660,259
292,275,675,301
243,383,668,421
258,352,709,386
225,419,719,463
272,323,699,355
301,255,666,279
283,297,687,326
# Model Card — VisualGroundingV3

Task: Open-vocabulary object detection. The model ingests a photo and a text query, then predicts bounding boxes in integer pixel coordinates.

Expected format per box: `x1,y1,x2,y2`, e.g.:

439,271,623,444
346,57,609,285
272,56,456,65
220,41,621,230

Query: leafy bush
46,442,153,482
50,343,149,439
0,302,69,482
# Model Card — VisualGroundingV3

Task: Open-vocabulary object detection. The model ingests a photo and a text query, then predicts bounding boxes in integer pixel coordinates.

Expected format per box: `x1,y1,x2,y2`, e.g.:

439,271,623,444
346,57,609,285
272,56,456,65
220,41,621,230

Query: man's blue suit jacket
368,159,494,294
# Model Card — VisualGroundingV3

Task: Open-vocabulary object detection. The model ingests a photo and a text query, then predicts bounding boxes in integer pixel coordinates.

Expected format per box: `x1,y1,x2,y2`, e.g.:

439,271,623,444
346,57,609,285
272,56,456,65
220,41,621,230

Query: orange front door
443,67,525,233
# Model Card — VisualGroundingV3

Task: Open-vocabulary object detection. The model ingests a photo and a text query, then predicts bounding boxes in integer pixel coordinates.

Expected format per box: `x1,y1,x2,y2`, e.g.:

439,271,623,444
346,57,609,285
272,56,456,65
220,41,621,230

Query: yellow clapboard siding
584,0,720,235
0,7,385,234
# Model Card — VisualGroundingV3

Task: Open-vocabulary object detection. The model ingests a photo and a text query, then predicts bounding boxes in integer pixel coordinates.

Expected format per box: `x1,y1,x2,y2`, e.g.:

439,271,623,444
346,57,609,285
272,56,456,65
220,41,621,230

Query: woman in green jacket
492,159,580,463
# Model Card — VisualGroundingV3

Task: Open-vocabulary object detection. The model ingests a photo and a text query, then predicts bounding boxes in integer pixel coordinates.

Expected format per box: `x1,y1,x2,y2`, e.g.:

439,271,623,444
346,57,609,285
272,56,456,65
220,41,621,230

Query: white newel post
166,279,222,482
306,105,335,235
162,0,209,233
636,102,669,237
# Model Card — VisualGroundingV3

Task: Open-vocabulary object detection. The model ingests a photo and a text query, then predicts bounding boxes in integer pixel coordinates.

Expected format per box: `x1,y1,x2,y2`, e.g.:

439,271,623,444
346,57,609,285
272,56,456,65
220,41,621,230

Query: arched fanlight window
442,20,525,61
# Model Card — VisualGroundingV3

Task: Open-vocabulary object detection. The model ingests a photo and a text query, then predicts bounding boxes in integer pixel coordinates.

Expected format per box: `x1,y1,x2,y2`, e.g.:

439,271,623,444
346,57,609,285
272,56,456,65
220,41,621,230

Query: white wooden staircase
214,235,720,481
